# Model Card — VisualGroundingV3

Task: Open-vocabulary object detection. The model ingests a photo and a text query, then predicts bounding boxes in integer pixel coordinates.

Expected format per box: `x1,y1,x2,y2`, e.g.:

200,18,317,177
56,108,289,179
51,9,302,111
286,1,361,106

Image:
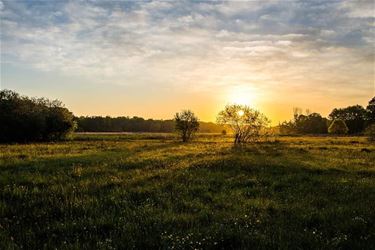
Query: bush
217,104,270,144
365,124,375,141
0,90,76,143
328,119,349,135
174,110,199,142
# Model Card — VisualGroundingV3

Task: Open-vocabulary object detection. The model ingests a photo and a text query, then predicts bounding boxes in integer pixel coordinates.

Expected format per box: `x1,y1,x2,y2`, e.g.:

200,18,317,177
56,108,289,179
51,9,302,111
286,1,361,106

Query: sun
228,86,256,106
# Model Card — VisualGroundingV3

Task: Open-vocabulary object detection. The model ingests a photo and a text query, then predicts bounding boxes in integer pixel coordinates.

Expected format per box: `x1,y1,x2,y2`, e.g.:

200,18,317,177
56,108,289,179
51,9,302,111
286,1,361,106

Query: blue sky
1,0,374,122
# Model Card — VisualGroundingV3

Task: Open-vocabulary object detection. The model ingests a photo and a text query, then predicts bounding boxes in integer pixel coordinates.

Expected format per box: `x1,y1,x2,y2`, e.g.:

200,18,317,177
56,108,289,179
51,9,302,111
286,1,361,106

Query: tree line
1,89,374,143
75,116,224,133
279,97,375,135
0,90,76,142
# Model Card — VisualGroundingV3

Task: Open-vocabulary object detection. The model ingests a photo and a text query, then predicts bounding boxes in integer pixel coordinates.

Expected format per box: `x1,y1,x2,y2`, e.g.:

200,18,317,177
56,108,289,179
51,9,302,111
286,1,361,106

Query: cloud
0,0,373,102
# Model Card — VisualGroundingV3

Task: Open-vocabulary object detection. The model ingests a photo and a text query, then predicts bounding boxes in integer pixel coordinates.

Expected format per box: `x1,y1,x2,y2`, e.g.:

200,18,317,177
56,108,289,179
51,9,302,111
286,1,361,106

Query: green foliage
328,119,349,135
329,105,367,134
0,90,75,142
217,104,270,144
365,124,375,141
280,109,328,135
174,110,199,142
366,96,375,123
75,116,223,133
0,135,374,249
295,113,328,134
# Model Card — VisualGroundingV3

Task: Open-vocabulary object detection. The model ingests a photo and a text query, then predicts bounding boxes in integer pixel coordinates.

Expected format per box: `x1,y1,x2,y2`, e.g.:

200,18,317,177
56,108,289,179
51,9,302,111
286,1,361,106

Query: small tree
217,104,270,145
174,110,199,142
328,119,349,135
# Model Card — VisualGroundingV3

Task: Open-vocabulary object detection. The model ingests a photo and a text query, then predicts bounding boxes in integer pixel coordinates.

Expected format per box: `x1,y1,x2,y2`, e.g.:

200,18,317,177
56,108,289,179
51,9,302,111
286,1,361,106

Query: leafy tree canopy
0,90,75,142
174,110,199,142
217,104,269,144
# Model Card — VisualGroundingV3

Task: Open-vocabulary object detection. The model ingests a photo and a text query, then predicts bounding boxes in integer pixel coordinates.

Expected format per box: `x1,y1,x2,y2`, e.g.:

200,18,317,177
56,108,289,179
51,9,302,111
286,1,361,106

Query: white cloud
0,0,373,102
340,0,375,18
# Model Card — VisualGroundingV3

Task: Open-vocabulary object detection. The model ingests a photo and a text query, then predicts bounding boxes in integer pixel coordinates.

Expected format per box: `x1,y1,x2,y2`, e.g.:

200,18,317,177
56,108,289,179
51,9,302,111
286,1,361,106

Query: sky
1,0,374,124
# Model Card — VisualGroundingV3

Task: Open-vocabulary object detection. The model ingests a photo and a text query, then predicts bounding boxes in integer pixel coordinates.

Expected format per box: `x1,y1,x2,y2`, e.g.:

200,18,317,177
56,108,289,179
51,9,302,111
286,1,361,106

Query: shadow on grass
1,140,375,249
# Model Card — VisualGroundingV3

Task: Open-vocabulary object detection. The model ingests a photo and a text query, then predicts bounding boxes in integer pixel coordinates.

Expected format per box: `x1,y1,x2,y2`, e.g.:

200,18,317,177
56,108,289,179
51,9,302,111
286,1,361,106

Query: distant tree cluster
280,111,328,135
329,105,368,134
279,97,375,135
0,90,75,142
328,119,349,135
76,116,224,133
2,89,374,144
76,116,175,133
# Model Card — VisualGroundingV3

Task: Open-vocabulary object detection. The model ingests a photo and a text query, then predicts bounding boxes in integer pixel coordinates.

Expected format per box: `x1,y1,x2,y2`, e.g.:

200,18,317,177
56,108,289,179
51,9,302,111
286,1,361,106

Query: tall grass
0,134,374,249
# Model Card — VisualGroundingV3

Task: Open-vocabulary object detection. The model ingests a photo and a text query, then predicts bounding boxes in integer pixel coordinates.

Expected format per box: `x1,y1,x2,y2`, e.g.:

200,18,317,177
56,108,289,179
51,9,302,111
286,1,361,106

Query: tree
44,106,77,140
329,105,367,134
294,113,328,134
279,109,328,135
0,90,75,142
75,116,223,133
217,104,270,145
279,120,296,135
174,110,199,142
328,119,349,135
366,96,375,123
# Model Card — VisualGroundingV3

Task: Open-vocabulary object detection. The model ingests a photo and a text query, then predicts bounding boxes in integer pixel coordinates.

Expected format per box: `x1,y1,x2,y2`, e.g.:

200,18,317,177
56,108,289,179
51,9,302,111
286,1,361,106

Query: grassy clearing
0,134,374,249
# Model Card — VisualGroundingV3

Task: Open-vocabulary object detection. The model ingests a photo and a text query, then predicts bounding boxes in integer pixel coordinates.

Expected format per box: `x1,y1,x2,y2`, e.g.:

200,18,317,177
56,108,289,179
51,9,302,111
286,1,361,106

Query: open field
1,134,374,249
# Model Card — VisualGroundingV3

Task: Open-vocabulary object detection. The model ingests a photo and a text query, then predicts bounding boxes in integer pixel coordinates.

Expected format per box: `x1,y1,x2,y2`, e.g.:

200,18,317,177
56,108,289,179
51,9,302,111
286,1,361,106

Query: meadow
0,133,374,249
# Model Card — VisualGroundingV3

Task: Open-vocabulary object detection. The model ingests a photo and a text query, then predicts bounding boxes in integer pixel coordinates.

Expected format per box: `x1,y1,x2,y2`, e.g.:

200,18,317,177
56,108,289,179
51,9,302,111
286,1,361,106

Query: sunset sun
228,87,257,107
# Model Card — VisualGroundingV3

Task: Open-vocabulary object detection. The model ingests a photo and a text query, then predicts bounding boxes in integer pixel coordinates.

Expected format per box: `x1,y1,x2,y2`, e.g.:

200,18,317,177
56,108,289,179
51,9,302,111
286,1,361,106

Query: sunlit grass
0,134,374,249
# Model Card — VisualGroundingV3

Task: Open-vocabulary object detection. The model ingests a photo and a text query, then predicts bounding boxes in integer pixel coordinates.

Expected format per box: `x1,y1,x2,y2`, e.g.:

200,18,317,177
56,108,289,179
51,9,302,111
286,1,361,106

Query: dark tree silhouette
279,109,328,135
174,110,199,142
0,90,75,142
294,113,328,134
328,119,349,135
75,116,223,133
329,105,367,134
366,96,375,123
217,104,269,145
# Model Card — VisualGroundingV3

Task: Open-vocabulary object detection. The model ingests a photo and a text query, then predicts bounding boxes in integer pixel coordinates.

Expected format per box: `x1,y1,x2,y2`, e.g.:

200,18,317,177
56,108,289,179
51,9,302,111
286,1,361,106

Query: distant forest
1,89,374,143
75,116,225,133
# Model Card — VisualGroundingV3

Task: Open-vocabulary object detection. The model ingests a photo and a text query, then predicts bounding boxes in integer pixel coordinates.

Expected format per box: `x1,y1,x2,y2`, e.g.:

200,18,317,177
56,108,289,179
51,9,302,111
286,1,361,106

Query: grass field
0,134,374,249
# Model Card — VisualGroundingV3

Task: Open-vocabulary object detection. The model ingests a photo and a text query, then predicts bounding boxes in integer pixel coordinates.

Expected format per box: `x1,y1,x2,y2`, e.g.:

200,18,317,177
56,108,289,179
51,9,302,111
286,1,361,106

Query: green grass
1,134,374,249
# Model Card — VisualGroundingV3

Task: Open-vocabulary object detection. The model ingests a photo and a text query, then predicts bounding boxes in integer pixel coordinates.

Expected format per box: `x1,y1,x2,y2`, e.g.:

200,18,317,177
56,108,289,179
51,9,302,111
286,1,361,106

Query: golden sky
1,1,374,124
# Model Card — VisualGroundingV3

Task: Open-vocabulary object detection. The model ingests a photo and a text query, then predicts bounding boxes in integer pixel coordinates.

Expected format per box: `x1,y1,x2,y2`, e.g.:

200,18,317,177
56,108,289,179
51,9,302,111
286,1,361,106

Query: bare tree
217,104,270,145
174,110,199,142
293,107,302,121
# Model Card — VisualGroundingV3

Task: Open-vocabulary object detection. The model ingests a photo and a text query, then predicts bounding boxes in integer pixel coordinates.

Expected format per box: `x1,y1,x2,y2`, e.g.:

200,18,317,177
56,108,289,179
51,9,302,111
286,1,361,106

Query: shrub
365,124,375,141
0,90,76,143
217,104,270,145
174,110,199,142
328,119,349,135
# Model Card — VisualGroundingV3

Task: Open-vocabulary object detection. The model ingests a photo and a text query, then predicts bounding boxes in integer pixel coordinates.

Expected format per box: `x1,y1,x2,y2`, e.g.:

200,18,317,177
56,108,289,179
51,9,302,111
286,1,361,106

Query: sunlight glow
237,110,244,116
228,86,257,106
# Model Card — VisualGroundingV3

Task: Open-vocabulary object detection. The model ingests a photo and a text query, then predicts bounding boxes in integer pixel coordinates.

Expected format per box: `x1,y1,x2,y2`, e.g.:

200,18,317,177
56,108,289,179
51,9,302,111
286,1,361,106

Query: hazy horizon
1,0,374,124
